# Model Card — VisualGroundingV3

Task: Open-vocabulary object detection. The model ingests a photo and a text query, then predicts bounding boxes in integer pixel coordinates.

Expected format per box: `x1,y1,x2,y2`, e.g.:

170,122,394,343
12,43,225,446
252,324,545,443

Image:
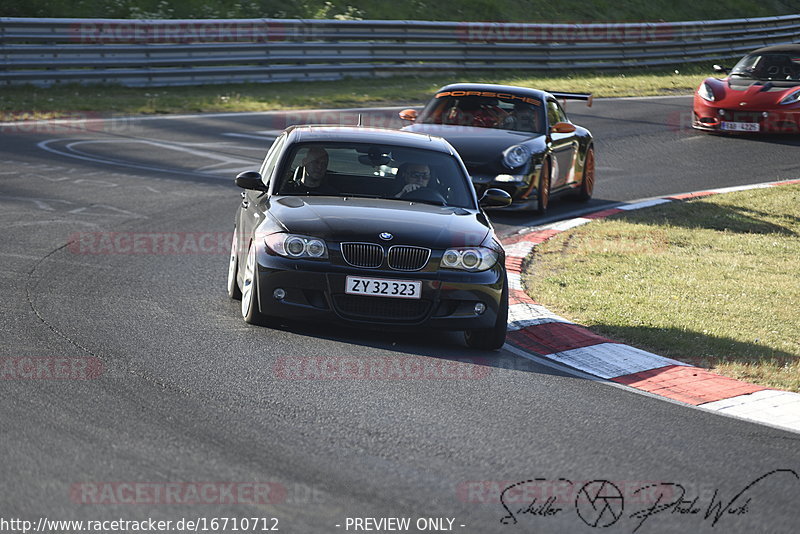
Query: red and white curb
500,179,800,434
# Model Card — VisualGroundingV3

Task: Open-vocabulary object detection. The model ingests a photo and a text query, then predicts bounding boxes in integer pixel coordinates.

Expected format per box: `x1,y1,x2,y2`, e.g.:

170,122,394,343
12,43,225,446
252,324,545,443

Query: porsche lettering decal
435,91,541,106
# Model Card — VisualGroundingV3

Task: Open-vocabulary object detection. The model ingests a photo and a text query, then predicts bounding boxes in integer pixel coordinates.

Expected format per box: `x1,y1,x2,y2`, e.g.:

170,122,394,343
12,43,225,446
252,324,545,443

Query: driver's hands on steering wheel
396,183,423,197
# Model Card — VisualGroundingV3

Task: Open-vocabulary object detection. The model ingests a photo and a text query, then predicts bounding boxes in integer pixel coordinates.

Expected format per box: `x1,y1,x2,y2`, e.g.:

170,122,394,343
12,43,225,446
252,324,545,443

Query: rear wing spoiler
549,91,593,108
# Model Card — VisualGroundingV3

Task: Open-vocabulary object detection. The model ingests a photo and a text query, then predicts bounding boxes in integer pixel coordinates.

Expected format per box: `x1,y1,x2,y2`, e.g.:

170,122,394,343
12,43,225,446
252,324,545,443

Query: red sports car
693,44,800,134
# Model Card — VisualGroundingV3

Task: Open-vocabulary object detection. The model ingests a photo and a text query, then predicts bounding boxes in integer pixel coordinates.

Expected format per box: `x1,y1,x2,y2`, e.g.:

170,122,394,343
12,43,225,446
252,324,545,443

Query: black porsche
400,83,595,213
227,126,512,349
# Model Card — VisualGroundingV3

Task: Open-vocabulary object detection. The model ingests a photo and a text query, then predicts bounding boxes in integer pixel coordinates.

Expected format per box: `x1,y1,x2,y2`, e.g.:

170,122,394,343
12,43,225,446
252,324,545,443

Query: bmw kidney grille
341,243,430,270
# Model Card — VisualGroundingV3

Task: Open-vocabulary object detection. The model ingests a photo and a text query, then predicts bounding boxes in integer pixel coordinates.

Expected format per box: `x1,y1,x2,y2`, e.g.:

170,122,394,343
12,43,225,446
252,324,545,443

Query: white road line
505,343,800,435
503,241,536,257
617,198,673,211
37,139,234,179
507,303,571,331
700,390,800,434
223,132,281,141
548,343,687,379
546,218,592,232
707,183,774,194
1,106,412,127
598,94,694,101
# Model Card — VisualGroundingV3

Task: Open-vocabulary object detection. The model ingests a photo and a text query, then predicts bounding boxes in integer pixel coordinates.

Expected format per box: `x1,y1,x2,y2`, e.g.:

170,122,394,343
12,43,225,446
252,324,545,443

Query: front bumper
253,247,505,330
470,168,540,210
693,101,800,133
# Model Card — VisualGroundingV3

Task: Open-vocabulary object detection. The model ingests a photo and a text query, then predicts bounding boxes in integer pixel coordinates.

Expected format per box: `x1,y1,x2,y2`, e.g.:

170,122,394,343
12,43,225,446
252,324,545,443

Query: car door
239,134,286,261
546,99,578,189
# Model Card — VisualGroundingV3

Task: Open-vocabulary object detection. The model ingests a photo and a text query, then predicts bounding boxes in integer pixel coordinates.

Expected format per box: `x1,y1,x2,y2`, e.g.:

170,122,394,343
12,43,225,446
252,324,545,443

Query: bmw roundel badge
379,232,393,241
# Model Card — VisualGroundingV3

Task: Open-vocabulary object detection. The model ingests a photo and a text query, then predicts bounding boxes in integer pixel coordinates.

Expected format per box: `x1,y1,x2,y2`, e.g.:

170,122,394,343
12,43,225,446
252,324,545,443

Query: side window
259,134,286,184
555,102,569,123
546,101,560,127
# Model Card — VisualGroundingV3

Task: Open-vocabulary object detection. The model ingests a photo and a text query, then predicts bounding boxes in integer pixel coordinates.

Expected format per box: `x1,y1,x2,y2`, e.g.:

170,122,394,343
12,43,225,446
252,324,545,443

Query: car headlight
779,89,800,105
265,233,328,259
502,144,531,169
698,82,715,102
441,247,498,271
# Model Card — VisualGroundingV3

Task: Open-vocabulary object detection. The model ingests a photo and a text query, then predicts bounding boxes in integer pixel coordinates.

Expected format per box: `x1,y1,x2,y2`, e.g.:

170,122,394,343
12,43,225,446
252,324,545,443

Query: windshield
418,91,546,134
274,142,475,209
730,53,800,81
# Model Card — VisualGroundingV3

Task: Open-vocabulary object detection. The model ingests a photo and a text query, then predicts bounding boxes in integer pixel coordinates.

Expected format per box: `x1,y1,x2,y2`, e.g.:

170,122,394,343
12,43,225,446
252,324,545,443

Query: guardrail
1,16,798,86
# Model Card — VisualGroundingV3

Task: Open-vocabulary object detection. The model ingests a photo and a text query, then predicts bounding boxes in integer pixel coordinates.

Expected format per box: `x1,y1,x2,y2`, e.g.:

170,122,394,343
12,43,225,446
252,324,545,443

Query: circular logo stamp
575,480,624,528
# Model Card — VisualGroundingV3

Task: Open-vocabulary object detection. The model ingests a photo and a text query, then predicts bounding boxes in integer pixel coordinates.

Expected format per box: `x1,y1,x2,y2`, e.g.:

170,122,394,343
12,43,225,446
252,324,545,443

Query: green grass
523,185,800,392
0,66,709,120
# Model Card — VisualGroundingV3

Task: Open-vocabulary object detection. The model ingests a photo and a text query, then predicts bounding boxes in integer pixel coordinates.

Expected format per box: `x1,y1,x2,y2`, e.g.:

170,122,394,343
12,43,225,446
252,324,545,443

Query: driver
288,146,338,195
394,163,432,197
501,102,540,133
456,97,507,128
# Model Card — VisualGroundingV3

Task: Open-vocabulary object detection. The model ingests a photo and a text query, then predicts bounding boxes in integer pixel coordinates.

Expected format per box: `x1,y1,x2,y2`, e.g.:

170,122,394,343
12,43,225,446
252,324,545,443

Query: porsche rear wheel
537,159,551,214
577,146,595,202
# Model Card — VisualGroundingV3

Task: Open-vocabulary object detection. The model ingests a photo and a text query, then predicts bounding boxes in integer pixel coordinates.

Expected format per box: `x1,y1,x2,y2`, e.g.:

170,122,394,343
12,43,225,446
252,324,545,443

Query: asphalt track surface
1,96,799,533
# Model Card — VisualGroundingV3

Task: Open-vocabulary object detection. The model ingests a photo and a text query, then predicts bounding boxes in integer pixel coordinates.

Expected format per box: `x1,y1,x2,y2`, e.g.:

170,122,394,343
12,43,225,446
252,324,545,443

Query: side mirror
479,188,512,208
551,122,576,134
713,64,729,74
235,170,268,191
399,109,418,122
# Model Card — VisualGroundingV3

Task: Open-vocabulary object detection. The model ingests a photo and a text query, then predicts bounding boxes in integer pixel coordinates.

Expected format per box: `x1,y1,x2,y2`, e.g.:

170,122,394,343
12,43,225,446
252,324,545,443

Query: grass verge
522,185,800,392
0,66,709,120
5,0,799,22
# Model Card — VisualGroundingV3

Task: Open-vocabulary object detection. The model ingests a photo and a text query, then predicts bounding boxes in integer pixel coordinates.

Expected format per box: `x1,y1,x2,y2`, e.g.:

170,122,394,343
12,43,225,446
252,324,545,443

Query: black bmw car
227,126,512,349
400,83,595,213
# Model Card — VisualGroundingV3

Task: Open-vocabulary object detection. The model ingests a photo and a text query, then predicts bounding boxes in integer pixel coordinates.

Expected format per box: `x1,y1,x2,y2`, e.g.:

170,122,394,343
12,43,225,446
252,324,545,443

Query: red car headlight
779,89,800,105
698,82,715,102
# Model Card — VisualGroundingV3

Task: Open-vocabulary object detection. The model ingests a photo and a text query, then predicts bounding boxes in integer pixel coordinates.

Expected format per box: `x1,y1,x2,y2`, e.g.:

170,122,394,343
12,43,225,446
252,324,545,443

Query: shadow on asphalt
706,132,800,147
226,300,572,379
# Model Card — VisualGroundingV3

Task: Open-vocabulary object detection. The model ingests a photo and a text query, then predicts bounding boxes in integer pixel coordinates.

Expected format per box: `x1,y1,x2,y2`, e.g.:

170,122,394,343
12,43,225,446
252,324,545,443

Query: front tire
577,146,595,202
241,243,269,325
227,229,242,300
464,278,508,351
537,159,551,214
